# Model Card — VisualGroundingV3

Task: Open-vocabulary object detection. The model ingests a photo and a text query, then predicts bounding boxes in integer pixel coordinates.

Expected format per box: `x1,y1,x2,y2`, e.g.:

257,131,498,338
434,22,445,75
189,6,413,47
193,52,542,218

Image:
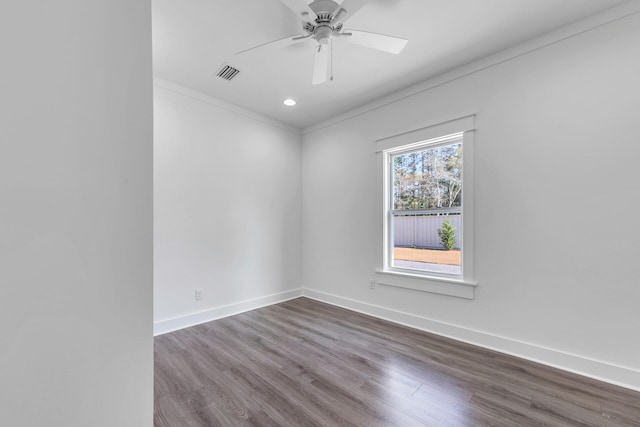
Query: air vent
215,63,240,81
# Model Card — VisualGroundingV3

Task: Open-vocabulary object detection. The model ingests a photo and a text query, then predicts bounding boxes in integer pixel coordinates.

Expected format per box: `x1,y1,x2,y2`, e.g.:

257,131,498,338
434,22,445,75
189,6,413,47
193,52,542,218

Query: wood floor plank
155,298,640,426
359,379,470,426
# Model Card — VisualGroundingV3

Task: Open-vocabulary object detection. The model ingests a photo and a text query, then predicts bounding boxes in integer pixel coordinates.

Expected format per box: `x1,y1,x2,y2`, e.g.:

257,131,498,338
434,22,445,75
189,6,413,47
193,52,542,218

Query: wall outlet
369,279,376,290
195,289,203,301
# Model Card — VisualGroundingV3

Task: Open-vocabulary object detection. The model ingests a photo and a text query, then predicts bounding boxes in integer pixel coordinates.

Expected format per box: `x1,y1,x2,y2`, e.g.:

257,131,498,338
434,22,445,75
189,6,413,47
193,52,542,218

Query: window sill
375,270,477,300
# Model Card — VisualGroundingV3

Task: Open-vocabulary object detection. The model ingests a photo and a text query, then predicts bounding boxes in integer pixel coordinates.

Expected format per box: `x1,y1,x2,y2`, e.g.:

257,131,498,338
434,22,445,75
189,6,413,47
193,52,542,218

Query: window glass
389,138,462,276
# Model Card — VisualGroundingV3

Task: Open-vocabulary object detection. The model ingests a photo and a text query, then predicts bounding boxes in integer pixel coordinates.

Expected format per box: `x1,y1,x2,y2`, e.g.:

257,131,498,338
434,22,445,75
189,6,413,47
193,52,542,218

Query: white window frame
375,115,477,299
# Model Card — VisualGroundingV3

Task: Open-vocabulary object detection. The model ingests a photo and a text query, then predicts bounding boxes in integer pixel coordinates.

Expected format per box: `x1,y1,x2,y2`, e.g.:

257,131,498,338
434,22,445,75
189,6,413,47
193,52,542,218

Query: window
376,116,476,298
388,135,463,276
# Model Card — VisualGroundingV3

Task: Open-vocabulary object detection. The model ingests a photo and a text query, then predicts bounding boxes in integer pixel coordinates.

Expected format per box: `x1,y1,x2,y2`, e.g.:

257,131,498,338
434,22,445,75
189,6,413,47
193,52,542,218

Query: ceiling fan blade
332,0,370,22
235,34,310,56
279,0,317,22
312,43,331,85
342,29,408,54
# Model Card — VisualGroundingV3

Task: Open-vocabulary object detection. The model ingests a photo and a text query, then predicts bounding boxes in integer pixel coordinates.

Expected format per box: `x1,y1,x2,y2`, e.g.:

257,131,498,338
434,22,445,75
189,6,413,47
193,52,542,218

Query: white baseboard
302,288,640,392
153,288,303,336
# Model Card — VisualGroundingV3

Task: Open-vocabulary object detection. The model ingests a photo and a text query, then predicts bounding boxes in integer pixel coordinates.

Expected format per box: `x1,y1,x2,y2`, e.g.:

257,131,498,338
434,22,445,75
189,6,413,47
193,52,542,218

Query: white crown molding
153,76,302,135
153,288,303,336
303,1,640,135
302,288,640,393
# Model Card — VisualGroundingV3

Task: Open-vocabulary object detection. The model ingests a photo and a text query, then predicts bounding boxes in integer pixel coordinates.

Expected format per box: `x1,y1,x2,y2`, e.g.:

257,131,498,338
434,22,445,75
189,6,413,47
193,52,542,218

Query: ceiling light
283,98,297,106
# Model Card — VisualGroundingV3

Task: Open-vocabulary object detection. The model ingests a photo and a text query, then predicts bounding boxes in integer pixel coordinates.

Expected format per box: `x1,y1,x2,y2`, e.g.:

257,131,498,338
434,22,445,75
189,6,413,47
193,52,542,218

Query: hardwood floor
154,298,640,426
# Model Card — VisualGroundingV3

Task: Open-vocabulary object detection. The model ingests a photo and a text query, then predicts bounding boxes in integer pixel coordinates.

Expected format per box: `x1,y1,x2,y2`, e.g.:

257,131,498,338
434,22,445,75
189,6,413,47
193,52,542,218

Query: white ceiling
152,0,627,129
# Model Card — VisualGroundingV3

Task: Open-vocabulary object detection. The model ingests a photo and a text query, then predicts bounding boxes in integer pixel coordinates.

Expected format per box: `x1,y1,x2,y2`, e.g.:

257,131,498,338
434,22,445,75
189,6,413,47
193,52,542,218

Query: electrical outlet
195,289,203,301
369,279,376,290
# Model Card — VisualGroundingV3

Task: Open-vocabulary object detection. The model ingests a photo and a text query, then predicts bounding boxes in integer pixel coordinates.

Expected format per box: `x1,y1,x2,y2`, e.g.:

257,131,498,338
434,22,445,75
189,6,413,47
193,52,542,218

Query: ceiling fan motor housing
309,0,340,18
305,0,343,44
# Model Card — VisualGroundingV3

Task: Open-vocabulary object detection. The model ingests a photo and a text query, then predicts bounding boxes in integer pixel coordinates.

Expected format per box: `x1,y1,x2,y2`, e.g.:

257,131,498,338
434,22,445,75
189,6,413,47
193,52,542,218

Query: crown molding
153,76,302,135
303,1,640,135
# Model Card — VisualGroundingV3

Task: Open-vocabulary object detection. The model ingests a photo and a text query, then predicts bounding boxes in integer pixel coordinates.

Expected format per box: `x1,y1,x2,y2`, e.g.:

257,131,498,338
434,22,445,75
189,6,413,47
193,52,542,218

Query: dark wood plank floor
154,297,640,426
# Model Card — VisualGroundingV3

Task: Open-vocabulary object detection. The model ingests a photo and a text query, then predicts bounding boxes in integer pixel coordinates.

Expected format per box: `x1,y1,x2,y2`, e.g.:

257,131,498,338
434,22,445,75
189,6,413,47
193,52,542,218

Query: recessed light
283,98,297,107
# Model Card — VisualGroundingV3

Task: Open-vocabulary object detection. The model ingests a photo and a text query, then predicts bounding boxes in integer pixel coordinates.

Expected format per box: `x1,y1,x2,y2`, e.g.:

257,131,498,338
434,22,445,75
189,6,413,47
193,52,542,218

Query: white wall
0,1,153,426
153,81,302,331
302,11,640,389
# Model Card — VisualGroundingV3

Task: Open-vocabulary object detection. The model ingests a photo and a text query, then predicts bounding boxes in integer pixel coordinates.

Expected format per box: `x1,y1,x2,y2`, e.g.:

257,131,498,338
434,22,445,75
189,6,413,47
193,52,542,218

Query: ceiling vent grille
215,64,240,81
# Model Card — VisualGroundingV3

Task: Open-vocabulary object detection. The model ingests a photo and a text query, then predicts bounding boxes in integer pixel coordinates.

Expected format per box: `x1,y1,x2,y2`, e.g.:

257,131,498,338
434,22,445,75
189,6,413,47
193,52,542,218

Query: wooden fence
393,208,461,249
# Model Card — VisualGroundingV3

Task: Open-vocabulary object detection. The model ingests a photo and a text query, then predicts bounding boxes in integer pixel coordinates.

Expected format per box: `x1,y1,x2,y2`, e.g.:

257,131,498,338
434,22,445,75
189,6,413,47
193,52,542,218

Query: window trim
375,115,477,299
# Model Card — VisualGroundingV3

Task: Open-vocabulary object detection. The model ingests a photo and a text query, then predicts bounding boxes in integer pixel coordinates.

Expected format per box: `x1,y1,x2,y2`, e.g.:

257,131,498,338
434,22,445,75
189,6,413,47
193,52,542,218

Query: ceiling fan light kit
235,0,408,85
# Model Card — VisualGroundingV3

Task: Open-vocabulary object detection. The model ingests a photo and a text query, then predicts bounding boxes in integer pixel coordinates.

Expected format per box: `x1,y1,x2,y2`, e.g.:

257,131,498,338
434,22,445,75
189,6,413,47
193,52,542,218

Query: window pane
391,142,462,275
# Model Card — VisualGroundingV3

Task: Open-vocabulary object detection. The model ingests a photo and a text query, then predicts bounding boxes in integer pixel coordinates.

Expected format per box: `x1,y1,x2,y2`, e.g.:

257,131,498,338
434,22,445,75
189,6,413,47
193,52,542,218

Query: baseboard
302,288,640,392
154,288,303,336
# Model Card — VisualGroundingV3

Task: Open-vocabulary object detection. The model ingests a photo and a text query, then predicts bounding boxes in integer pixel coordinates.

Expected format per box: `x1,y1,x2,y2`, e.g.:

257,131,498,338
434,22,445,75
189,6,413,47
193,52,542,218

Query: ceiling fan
235,0,408,85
